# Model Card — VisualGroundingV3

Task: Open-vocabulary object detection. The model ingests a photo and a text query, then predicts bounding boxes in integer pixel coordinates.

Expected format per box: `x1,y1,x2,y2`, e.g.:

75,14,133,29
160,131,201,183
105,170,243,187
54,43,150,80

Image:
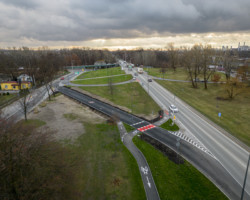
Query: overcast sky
0,0,250,49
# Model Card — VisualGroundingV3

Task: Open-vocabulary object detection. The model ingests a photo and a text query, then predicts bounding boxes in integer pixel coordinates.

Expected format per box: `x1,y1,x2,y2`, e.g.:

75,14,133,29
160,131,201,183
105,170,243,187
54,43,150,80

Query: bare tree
201,45,214,89
180,47,197,88
18,89,33,121
0,118,83,200
167,43,178,72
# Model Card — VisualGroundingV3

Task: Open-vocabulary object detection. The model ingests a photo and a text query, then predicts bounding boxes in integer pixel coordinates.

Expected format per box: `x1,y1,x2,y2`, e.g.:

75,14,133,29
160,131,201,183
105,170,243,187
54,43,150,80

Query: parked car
133,77,136,80
169,104,179,113
60,77,64,80
148,78,152,82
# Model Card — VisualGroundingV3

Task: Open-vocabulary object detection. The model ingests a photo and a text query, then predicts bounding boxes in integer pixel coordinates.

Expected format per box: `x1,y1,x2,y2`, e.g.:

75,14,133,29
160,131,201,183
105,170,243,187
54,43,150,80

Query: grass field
133,136,227,200
68,122,146,200
144,67,226,81
18,119,46,128
76,67,125,79
79,82,161,116
123,123,136,132
156,80,250,146
0,93,18,107
160,119,180,131
72,74,132,85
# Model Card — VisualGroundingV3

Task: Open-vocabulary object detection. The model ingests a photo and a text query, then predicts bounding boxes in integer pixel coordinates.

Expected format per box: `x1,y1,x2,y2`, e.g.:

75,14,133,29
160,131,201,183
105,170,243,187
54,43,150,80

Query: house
20,81,32,90
17,74,33,82
0,81,32,91
1,81,20,91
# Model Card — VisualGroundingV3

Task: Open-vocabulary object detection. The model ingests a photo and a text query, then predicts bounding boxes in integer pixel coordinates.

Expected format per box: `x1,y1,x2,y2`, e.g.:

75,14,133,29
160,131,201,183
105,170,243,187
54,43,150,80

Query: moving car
169,104,178,113
133,77,136,80
60,77,64,80
148,78,152,82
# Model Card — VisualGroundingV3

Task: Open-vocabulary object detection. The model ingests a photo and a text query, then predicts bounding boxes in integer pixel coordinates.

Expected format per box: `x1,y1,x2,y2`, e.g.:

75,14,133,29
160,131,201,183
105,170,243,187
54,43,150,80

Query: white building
17,74,33,82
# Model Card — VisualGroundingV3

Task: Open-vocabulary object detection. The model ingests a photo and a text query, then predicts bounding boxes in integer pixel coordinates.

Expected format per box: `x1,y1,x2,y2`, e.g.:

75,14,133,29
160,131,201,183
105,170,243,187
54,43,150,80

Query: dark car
148,78,152,82
134,73,138,76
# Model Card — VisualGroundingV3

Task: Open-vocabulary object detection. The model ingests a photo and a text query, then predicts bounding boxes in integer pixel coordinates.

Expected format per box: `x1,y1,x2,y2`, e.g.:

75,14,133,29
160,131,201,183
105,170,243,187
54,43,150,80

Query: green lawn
133,136,227,200
160,119,180,131
156,80,250,146
123,123,136,133
68,122,146,200
145,67,226,81
76,67,125,79
79,82,161,116
72,74,132,85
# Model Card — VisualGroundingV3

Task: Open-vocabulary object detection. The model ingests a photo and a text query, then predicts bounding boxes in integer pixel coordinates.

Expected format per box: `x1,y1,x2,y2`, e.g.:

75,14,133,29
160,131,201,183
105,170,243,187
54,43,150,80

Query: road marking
137,124,156,132
146,176,151,188
168,130,217,159
132,121,144,126
141,166,148,175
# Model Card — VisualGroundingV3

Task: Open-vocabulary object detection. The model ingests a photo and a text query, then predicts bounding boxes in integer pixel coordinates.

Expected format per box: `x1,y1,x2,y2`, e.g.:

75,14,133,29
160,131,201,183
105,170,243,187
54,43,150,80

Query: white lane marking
146,176,151,188
155,80,249,155
146,80,247,166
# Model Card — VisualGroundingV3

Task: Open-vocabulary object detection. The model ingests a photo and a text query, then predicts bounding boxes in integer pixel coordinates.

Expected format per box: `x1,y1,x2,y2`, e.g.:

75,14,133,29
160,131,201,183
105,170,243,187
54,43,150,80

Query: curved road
59,86,249,200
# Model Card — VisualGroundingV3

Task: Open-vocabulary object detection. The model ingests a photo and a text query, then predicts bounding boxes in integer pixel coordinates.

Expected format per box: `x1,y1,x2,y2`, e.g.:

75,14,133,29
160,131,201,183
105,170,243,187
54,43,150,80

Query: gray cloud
0,0,250,44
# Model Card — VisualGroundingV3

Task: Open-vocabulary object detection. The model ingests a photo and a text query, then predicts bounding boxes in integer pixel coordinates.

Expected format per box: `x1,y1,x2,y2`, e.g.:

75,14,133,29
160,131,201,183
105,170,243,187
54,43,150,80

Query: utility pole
241,154,250,200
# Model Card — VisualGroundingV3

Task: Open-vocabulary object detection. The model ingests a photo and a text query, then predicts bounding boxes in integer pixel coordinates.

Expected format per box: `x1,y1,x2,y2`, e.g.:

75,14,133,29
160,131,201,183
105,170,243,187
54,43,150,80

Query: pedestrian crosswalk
137,124,156,132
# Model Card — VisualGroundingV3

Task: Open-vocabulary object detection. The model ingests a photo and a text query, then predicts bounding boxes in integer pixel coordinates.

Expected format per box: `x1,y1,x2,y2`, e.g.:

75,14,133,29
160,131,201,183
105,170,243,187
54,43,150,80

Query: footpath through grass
79,82,161,116
68,122,146,200
156,80,250,146
76,67,125,79
72,74,132,85
145,67,226,81
133,136,227,200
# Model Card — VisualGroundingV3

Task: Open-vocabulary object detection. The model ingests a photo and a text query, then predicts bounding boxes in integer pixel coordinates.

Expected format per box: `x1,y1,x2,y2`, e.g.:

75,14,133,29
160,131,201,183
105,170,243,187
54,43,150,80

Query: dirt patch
29,95,106,141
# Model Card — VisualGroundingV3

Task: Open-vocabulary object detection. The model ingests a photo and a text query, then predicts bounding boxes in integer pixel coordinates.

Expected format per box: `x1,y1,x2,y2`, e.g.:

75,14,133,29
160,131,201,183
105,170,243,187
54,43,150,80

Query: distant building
94,60,106,65
238,42,250,51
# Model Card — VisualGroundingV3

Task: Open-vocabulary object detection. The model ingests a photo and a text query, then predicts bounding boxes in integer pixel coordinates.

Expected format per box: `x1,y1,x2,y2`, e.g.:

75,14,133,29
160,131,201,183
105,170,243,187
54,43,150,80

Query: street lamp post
241,154,250,200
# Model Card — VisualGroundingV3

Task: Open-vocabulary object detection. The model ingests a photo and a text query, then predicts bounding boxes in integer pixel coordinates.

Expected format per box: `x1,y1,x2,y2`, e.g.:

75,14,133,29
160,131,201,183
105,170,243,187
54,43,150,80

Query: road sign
218,112,221,117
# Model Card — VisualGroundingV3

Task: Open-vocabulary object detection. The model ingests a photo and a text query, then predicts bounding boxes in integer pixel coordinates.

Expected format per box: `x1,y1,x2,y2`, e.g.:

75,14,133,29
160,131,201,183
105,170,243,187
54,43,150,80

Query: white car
169,104,179,113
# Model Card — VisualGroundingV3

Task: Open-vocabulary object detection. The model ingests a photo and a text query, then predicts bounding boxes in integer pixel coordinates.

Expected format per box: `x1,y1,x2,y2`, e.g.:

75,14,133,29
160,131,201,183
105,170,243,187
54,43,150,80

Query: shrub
6,92,10,95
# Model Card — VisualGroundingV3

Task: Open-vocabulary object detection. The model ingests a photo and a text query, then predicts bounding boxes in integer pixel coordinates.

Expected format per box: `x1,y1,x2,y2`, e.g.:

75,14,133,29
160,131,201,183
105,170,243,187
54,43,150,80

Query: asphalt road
59,86,250,200
132,69,250,197
117,122,160,200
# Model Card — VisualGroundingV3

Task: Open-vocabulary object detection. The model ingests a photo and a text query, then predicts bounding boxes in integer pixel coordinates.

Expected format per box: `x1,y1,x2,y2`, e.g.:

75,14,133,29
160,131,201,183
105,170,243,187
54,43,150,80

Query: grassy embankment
160,118,180,131
76,67,125,79
72,74,132,85
68,122,146,199
72,66,133,85
133,136,227,200
144,67,226,81
79,82,161,116
123,123,136,132
156,80,250,146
